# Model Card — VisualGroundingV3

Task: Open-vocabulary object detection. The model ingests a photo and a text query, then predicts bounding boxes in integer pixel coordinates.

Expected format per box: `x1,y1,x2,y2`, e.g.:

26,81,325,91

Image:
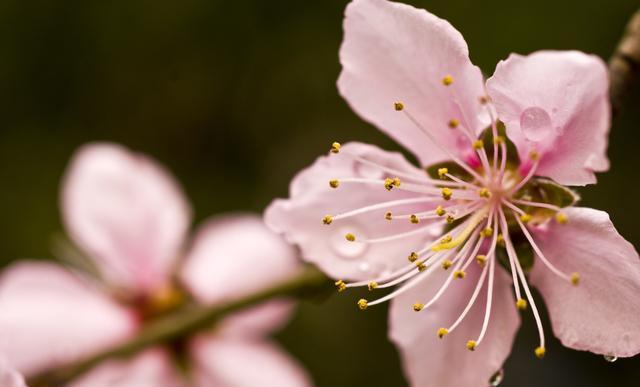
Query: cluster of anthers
323,75,580,359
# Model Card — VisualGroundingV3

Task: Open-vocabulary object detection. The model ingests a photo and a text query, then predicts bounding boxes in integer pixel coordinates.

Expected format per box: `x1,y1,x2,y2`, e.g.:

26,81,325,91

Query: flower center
322,77,580,359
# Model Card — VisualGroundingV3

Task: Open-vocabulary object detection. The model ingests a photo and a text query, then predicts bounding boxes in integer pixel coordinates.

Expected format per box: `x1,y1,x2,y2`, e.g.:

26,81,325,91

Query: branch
27,266,330,387
610,9,640,117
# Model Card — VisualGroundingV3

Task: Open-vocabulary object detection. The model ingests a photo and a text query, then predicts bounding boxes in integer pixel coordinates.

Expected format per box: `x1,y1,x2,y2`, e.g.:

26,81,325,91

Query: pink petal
389,263,519,386
0,357,26,387
265,142,441,281
180,214,301,304
61,143,192,293
529,207,640,357
215,301,296,339
338,0,487,166
190,336,311,387
0,262,137,375
486,51,610,185
69,349,184,387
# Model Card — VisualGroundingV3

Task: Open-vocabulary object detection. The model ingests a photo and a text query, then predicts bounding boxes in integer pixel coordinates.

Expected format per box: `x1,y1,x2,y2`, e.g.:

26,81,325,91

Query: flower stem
610,8,640,117
27,266,330,387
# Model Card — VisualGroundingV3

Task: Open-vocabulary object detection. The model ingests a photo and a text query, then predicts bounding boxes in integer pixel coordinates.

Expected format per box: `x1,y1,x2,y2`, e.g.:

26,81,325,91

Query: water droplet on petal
330,226,368,259
520,107,553,142
488,369,504,386
604,355,618,363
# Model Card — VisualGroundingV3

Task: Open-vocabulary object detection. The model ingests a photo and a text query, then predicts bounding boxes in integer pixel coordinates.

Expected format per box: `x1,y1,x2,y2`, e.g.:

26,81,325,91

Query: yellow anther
330,142,341,154
357,299,368,311
476,254,487,267
413,303,424,312
535,346,546,359
435,205,446,216
555,212,568,224
448,119,459,129
480,227,494,238
437,328,449,338
571,272,580,286
516,298,528,311
384,178,395,191
442,75,454,86
479,95,490,104
335,280,347,293
493,135,505,145
322,215,333,225
472,140,484,150
410,214,420,224
441,259,453,270
446,214,455,224
437,167,449,179
408,252,419,262
466,340,477,351
367,281,378,291
394,102,404,111
453,270,466,279
529,149,540,161
345,233,356,242
478,188,491,198
441,187,453,200
385,211,393,221
497,233,505,246
393,177,401,187
520,213,532,223
329,179,340,188
440,235,453,244
416,262,427,272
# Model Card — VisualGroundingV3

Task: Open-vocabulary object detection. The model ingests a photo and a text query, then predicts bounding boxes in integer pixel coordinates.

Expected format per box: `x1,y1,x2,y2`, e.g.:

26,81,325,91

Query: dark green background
1,0,639,386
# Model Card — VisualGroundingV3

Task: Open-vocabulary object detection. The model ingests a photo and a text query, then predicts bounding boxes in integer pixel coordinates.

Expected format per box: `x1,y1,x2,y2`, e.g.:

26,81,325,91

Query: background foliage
1,0,639,386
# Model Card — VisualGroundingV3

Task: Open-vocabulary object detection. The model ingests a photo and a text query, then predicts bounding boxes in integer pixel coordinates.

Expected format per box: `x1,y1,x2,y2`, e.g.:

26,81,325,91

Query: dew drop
488,369,504,386
604,355,618,363
330,226,368,259
520,106,553,142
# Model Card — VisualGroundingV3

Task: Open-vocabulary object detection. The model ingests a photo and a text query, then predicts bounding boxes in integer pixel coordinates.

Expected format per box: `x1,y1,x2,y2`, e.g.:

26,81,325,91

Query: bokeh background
1,0,639,386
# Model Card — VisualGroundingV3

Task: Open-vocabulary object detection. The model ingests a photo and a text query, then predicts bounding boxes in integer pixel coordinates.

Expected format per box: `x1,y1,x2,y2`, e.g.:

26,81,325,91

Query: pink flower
0,143,311,387
265,0,640,385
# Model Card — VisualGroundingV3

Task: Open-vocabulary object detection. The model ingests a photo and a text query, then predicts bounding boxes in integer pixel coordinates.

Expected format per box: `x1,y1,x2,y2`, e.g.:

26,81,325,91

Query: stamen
332,197,446,222
516,298,528,310
571,272,580,286
447,256,489,336
535,346,546,359
408,252,419,262
409,214,420,224
437,328,449,338
394,102,404,111
434,208,488,251
345,233,356,242
436,206,446,216
466,340,477,351
335,280,347,293
441,187,453,200
438,167,449,178
476,255,487,266
453,270,466,279
368,281,378,291
442,75,454,86
413,303,424,312
441,260,453,270
472,140,484,150
448,119,459,129
322,215,333,225
385,212,393,220
478,188,491,198
329,179,340,188
357,299,368,310
330,142,341,154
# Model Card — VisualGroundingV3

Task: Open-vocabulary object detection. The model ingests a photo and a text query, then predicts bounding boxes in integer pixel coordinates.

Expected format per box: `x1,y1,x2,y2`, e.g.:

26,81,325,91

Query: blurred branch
610,8,640,117
28,266,330,387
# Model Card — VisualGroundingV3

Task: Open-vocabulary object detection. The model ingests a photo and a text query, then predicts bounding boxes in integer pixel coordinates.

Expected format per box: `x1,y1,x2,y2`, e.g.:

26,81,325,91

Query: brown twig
609,9,640,117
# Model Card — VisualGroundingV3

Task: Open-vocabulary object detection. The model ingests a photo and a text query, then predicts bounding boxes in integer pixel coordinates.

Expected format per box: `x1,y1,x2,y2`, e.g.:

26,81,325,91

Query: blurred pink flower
266,0,640,385
0,143,311,387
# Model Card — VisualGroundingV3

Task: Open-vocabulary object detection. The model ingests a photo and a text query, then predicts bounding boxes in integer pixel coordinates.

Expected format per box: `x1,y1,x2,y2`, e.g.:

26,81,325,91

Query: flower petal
0,262,137,375
486,51,610,185
529,207,640,357
181,214,300,304
61,143,192,293
0,357,26,387
190,336,311,387
265,142,440,281
69,349,183,387
338,0,487,166
389,263,519,386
